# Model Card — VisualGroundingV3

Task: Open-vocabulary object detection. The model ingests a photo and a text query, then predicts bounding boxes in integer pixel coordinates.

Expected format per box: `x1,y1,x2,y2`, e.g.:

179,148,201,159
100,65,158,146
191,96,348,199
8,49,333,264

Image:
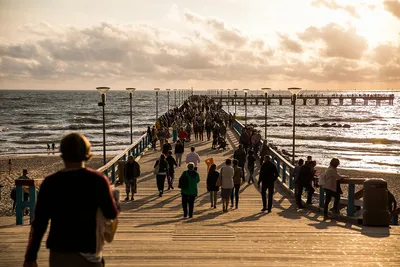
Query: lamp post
227,89,231,113
126,88,136,144
96,86,110,165
154,88,160,121
166,89,171,111
234,88,238,115
288,87,302,164
174,89,177,107
243,89,249,126
261,88,271,141
220,89,223,105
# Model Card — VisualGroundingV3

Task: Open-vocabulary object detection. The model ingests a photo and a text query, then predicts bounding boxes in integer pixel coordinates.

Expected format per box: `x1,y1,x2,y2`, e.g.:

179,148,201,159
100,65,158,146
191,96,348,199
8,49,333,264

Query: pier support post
303,99,307,105
352,98,356,105
315,98,319,105
279,98,283,105
327,98,331,105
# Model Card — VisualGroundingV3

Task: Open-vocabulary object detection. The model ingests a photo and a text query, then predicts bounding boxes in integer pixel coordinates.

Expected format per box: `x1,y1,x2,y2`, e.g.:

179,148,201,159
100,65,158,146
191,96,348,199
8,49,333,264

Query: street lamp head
261,88,272,94
233,88,238,91
243,88,249,92
154,88,160,91
288,87,302,95
96,87,110,95
126,88,136,93
166,88,171,91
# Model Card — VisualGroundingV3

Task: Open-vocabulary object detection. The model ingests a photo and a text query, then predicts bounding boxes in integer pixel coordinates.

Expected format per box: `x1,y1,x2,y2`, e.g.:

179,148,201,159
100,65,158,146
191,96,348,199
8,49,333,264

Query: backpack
178,171,189,189
133,161,141,178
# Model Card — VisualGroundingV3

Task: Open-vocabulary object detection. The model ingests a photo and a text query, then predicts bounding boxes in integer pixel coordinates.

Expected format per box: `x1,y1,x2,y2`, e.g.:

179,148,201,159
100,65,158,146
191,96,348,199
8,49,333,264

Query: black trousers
324,188,340,216
230,184,241,207
238,162,245,181
261,184,274,211
296,182,315,205
181,194,196,217
156,175,166,193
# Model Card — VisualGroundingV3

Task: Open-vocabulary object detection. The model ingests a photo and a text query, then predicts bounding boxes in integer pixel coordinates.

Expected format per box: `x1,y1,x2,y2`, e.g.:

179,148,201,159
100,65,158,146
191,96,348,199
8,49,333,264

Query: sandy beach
0,155,399,217
0,155,115,216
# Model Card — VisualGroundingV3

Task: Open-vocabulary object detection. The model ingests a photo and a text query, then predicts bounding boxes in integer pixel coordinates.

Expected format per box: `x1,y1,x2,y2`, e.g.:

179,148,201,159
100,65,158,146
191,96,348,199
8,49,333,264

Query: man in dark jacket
258,156,278,212
233,144,247,181
239,129,250,153
125,155,141,201
296,160,315,209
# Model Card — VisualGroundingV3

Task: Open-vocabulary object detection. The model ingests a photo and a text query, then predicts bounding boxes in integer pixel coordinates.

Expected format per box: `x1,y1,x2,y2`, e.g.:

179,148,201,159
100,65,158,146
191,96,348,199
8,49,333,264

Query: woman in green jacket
180,162,200,218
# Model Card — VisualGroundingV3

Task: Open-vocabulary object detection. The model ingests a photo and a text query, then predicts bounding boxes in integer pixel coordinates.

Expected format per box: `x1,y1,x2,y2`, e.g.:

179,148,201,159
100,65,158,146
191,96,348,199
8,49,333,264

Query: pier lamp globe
243,89,250,126
96,86,110,165
261,88,272,141
288,87,302,165
154,88,160,122
126,88,136,144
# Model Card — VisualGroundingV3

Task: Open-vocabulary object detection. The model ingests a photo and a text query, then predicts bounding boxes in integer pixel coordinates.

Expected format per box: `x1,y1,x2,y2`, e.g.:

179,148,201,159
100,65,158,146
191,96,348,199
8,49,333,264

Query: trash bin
205,158,214,173
363,178,390,226
118,161,126,184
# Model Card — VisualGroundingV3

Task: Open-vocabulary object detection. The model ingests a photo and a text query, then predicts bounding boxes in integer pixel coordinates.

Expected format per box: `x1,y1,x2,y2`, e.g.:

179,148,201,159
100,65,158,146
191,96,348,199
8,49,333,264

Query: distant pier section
211,93,395,106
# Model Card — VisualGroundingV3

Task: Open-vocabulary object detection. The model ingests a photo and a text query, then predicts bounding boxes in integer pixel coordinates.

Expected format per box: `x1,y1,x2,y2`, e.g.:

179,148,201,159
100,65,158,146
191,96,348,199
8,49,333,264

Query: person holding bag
23,133,119,267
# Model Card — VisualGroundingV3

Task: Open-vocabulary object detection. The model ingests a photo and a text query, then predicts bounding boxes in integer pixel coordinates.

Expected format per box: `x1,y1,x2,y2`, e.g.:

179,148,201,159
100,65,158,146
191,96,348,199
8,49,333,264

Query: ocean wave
20,132,53,139
268,134,400,145
69,117,103,124
367,161,400,168
317,117,381,123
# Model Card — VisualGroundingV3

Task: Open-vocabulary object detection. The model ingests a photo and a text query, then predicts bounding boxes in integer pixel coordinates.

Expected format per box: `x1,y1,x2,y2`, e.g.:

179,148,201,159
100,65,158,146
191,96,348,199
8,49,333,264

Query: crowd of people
18,95,400,267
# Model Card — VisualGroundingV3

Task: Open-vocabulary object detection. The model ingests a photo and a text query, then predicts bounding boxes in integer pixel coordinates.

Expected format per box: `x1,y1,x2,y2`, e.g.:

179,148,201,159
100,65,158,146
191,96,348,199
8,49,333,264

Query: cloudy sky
0,0,399,90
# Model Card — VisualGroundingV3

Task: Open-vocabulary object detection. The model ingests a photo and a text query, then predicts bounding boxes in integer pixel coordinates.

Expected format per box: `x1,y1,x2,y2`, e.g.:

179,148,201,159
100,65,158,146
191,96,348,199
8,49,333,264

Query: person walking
185,147,200,171
166,151,178,190
174,140,184,167
319,158,343,220
8,159,12,175
258,155,278,213
231,159,242,209
154,154,169,197
151,127,158,150
233,144,246,182
23,133,119,267
179,162,200,218
247,150,256,184
219,159,234,213
206,164,220,208
178,128,188,147
296,160,315,208
291,159,304,204
124,155,140,201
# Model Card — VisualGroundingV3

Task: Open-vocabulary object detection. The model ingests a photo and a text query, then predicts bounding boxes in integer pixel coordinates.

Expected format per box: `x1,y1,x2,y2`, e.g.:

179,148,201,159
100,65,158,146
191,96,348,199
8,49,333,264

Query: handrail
96,100,188,184
231,113,365,218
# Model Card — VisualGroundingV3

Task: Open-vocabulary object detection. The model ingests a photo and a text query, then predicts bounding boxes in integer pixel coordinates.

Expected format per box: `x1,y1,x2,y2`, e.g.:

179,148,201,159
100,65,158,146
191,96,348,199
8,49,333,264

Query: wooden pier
1,127,399,266
212,93,395,106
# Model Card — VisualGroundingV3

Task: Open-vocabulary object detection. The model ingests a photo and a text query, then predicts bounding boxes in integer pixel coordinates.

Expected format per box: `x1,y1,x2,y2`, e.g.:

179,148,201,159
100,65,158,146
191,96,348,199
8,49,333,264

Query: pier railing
97,133,151,184
232,117,363,218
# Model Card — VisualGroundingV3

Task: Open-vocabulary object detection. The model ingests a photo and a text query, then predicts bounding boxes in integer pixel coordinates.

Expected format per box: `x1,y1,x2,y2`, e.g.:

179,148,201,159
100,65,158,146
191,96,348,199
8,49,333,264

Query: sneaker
214,206,217,209
261,208,267,212
131,196,134,201
171,186,174,189
159,192,162,197
125,196,129,201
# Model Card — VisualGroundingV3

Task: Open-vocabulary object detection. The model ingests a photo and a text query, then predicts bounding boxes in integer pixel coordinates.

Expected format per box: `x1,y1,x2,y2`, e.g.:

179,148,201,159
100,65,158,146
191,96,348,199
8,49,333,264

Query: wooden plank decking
0,129,399,266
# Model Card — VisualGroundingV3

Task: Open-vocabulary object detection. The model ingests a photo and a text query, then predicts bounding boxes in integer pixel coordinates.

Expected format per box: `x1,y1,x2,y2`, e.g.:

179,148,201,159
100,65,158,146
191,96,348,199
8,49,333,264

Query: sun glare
354,8,393,48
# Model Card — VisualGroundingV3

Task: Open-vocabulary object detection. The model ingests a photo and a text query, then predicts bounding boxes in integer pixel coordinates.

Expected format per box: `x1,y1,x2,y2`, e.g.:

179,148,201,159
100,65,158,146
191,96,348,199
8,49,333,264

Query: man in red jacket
178,127,188,148
24,133,119,267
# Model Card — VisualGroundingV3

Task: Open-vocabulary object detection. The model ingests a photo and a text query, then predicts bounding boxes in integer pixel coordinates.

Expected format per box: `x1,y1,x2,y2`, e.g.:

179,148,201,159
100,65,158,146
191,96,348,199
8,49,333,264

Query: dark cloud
298,23,368,59
384,0,400,19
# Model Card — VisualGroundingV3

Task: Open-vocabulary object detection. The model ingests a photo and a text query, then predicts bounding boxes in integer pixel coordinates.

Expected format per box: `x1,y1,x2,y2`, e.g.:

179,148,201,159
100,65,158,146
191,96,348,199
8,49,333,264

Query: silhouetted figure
51,143,55,151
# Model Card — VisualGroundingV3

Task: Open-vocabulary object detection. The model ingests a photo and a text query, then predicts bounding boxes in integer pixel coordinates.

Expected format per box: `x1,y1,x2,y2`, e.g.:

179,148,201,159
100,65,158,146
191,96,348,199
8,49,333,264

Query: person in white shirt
319,158,343,220
185,147,200,171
